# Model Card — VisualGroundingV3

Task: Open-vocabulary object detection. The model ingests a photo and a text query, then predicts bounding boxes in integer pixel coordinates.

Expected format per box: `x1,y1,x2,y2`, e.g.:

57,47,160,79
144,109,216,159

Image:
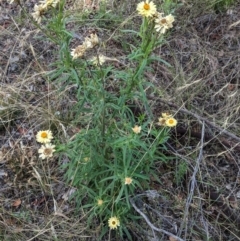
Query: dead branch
130,197,185,241
178,121,205,239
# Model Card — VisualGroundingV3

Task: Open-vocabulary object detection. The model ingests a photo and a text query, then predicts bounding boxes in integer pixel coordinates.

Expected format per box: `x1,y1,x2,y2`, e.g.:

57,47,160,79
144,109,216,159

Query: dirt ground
1,0,240,240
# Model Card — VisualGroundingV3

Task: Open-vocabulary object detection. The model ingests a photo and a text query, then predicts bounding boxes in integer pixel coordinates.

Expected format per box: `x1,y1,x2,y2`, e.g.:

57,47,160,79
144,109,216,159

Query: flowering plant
15,0,179,239
60,1,178,238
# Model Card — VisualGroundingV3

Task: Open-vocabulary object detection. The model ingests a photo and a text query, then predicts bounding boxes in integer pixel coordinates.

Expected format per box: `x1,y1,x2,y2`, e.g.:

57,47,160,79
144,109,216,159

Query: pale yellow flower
32,4,46,23
158,112,177,127
52,0,60,7
40,0,52,8
165,117,177,127
155,14,175,34
84,33,99,49
132,125,141,134
97,199,103,206
40,0,60,8
158,117,166,126
71,34,99,60
162,112,172,118
38,143,56,159
71,45,87,59
36,130,53,143
83,157,90,162
83,40,93,49
108,216,120,230
90,54,106,66
137,0,157,18
125,177,133,185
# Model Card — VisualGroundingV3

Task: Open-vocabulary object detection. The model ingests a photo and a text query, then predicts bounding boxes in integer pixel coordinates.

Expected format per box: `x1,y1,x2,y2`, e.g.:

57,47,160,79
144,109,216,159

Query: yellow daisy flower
125,177,133,185
155,14,175,34
165,117,177,127
108,216,120,230
38,143,56,159
137,0,157,18
36,130,53,143
132,125,141,134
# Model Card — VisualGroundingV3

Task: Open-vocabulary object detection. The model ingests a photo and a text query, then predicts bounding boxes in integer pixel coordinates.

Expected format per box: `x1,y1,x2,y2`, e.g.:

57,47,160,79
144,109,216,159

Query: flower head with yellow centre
108,216,120,230
132,125,141,134
125,177,133,185
38,143,56,159
155,13,175,34
36,130,53,143
137,0,157,18
165,117,177,127
158,112,177,127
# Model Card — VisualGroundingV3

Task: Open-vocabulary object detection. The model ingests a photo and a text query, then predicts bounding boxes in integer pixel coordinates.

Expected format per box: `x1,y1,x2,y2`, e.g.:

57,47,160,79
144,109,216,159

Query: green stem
99,68,106,139
125,18,157,95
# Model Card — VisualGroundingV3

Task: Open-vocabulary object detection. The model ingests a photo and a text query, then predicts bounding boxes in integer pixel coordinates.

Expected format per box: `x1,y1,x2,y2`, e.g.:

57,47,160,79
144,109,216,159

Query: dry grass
1,0,240,240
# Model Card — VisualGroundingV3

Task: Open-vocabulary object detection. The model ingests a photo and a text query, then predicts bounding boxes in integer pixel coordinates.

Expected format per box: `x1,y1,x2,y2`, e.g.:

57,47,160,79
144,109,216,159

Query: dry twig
130,196,185,241
178,121,205,239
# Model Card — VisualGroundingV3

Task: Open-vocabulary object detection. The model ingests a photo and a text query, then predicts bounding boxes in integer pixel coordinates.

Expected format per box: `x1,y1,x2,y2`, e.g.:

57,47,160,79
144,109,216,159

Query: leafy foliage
17,0,178,239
